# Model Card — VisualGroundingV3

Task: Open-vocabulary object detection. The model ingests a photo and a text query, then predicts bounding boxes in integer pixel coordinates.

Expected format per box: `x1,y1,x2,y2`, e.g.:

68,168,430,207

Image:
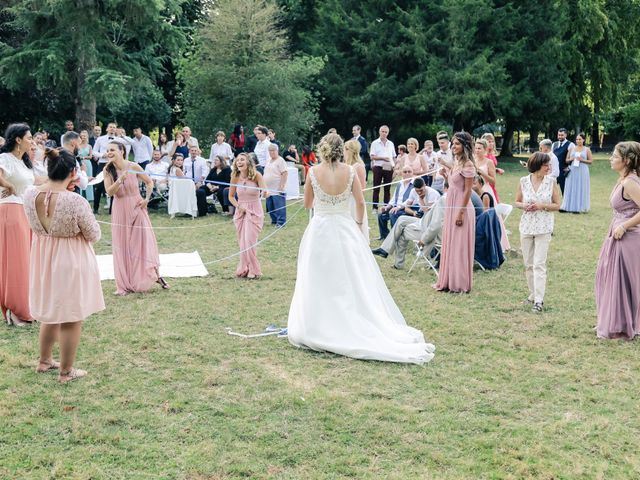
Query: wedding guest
61,131,89,193
198,155,231,214
370,125,396,211
208,130,234,167
0,123,35,325
539,139,560,179
344,139,369,241
91,121,119,214
284,144,304,185
268,129,281,151
181,126,199,148
244,126,259,153
89,125,101,148
184,145,208,191
169,153,185,177
552,128,574,194
230,124,245,157
480,132,504,175
60,120,75,147
29,140,47,179
560,132,592,213
168,132,190,160
432,131,452,194
24,148,104,382
145,150,169,194
396,138,428,178
228,153,268,279
474,138,499,201
421,140,437,186
158,133,171,163
78,130,94,202
122,127,154,170
515,152,561,313
434,132,476,293
264,144,288,227
253,126,271,174
104,141,169,294
351,124,370,182
301,146,317,182
595,142,640,339
377,165,415,240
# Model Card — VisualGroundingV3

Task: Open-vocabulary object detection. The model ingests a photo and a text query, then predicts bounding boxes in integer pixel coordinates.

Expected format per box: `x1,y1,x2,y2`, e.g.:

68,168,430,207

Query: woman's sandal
157,277,170,289
58,368,87,383
36,360,60,373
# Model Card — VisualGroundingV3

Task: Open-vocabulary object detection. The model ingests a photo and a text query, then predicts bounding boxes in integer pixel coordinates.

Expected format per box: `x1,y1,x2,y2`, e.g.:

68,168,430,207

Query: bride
287,133,435,364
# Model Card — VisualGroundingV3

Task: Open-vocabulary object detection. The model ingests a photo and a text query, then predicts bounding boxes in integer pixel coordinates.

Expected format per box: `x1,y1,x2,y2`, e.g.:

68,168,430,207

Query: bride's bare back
311,163,353,195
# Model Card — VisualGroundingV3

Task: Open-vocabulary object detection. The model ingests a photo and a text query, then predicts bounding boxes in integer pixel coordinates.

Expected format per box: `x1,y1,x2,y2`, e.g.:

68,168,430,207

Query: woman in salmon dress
24,148,104,382
228,153,268,278
434,132,476,293
103,141,169,295
595,142,640,339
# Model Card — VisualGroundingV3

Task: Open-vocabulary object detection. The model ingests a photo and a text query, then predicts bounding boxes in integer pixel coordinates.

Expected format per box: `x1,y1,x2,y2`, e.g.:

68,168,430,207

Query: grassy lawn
2,153,639,479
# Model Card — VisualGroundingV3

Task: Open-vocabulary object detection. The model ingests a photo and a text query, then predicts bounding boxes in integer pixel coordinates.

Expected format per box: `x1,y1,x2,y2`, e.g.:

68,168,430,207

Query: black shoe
371,248,388,258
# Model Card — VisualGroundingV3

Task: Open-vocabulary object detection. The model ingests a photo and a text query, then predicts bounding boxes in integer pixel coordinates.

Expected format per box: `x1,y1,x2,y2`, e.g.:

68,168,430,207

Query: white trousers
520,233,552,304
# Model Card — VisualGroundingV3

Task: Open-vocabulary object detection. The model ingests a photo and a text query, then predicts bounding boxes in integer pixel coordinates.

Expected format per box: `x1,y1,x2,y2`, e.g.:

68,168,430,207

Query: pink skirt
0,203,31,321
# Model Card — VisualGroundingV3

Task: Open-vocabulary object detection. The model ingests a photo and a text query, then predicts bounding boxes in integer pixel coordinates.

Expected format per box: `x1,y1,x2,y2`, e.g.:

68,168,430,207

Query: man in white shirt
61,131,89,193
264,144,288,227
208,130,234,168
60,120,75,146
433,131,452,194
253,126,271,174
421,140,437,186
182,126,199,149
539,139,560,179
552,128,575,194
376,165,414,240
91,121,119,213
370,125,396,211
123,128,154,170
373,181,447,269
183,145,208,188
145,150,169,194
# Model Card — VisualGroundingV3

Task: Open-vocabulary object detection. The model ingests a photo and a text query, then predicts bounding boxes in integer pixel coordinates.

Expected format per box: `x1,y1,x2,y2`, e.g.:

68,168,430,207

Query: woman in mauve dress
104,141,169,295
24,148,104,382
434,131,476,293
595,141,640,339
228,153,268,279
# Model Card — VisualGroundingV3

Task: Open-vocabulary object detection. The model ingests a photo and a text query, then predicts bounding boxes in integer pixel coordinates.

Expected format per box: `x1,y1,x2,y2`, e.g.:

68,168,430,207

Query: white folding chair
408,241,441,276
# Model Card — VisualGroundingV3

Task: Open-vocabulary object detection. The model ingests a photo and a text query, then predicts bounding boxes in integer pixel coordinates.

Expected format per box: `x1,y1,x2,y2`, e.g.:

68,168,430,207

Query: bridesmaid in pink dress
434,132,476,293
228,153,268,278
103,141,169,295
595,142,640,339
23,148,105,382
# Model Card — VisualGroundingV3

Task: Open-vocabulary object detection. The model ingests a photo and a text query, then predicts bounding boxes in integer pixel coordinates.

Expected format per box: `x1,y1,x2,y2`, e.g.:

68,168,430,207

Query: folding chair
408,241,441,276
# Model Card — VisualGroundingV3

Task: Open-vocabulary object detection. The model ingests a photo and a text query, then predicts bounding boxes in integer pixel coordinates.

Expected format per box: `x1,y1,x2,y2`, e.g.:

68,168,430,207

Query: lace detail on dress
309,166,355,207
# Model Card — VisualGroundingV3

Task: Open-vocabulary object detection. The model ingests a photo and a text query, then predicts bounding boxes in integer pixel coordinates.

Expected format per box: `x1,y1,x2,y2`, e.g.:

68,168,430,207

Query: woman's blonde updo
615,141,640,176
343,139,362,166
317,133,344,164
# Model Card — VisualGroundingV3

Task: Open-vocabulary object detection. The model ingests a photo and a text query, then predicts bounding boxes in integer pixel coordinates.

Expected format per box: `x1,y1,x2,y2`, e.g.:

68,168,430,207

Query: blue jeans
266,194,286,226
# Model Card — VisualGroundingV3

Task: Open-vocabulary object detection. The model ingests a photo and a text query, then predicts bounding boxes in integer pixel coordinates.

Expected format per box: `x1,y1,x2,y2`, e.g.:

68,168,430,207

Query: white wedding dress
287,166,435,364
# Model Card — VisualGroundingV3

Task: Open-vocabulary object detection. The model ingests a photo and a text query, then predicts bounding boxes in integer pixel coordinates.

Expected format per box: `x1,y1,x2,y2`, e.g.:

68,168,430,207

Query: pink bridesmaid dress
435,163,476,293
111,165,160,294
23,189,105,323
595,175,640,339
234,179,264,277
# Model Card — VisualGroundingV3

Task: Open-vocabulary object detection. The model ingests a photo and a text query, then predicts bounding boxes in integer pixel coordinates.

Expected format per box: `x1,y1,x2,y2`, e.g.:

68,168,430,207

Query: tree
0,0,186,130
180,0,323,146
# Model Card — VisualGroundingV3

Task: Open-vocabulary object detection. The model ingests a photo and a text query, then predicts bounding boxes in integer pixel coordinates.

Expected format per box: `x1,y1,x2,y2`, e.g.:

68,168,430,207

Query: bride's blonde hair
317,133,344,164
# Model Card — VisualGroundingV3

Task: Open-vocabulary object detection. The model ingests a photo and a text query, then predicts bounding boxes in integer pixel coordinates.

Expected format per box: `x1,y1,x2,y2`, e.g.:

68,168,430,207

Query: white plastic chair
408,241,441,276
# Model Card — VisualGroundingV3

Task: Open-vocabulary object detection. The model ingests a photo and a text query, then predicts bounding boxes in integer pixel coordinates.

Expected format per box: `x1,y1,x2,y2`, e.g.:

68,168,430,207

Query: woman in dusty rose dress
434,131,476,293
228,153,268,278
104,141,169,295
595,142,640,339
24,148,104,382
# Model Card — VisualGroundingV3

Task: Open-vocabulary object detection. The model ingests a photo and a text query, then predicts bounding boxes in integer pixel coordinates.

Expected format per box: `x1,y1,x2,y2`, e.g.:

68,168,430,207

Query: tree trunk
75,51,96,130
529,128,539,152
500,123,514,157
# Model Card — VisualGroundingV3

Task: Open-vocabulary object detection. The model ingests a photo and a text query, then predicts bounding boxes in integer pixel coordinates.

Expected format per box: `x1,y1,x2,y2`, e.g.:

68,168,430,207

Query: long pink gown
595,175,640,339
23,189,105,323
435,163,476,293
234,179,264,277
111,165,160,294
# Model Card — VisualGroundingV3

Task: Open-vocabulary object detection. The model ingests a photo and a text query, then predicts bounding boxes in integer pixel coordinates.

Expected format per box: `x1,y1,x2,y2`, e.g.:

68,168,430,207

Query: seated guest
169,153,185,177
284,144,303,185
472,175,495,211
377,165,415,240
373,183,447,269
196,155,231,215
183,145,208,189
145,150,169,194
404,177,441,217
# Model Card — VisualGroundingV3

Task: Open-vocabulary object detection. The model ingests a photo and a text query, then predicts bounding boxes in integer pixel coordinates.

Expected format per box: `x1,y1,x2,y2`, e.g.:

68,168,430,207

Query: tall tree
180,0,323,146
0,0,186,130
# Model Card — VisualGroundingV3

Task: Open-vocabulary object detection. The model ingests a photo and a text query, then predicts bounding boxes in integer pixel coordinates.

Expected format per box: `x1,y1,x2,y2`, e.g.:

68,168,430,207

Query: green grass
2,154,639,479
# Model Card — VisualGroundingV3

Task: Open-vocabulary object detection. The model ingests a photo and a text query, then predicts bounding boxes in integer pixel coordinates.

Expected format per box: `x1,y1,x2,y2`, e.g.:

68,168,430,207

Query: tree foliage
180,0,323,146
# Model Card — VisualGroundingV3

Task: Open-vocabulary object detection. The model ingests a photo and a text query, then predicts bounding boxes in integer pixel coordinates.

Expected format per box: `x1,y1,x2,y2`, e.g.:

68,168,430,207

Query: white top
432,148,452,191
407,186,441,208
548,151,560,178
186,136,199,149
183,156,208,182
93,134,131,163
145,161,168,182
263,156,287,191
370,138,396,168
254,139,272,167
0,152,35,205
389,180,413,208
519,175,555,235
208,142,234,164
123,135,154,163
423,151,437,171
